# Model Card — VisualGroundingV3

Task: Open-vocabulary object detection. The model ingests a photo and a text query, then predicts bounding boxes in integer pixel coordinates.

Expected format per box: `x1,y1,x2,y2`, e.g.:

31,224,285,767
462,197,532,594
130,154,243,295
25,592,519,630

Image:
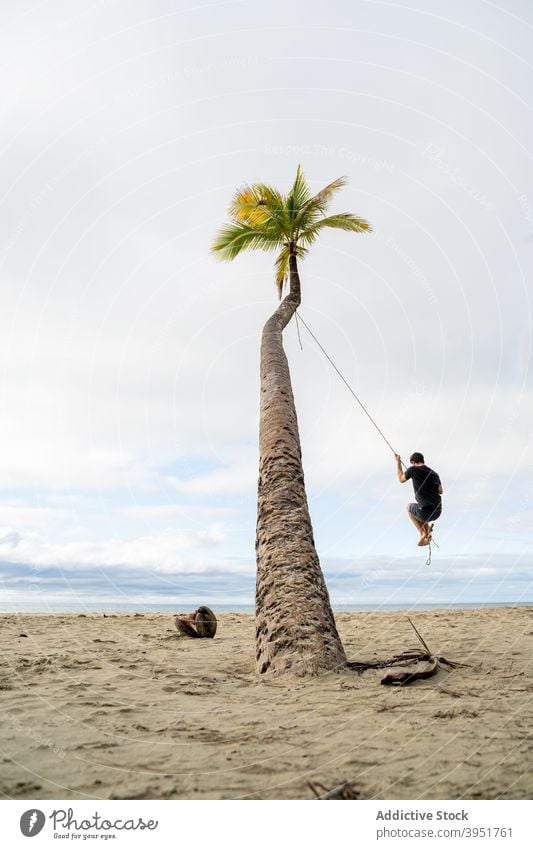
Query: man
395,452,442,547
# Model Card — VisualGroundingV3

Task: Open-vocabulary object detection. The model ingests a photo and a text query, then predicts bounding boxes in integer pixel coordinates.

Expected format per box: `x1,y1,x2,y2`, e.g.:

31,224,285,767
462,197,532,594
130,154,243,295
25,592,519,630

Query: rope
294,311,405,467
425,536,440,566
294,309,440,559
294,310,304,350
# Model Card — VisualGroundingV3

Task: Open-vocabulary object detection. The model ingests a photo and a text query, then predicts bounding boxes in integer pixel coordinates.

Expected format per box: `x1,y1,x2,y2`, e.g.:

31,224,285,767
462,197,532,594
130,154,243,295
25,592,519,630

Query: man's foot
420,523,433,543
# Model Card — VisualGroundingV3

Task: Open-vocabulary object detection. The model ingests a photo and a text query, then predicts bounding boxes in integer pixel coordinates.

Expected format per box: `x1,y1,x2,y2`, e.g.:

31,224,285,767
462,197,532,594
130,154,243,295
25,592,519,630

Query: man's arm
395,454,407,483
438,483,443,494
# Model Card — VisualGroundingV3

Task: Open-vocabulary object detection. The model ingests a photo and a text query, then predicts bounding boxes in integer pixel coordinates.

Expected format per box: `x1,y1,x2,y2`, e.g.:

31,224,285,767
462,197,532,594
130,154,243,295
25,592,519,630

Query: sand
0,607,531,800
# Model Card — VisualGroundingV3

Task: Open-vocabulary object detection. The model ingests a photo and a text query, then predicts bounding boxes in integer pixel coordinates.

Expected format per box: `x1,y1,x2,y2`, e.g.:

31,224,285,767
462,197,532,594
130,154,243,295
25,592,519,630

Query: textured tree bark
255,253,347,676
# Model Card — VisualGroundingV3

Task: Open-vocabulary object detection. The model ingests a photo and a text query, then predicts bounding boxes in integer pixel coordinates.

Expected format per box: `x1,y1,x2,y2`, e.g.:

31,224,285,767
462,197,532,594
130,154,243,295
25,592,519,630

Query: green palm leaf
229,183,286,228
309,176,348,214
273,243,309,296
286,164,312,227
212,222,282,261
274,245,291,298
301,213,372,244
211,166,371,295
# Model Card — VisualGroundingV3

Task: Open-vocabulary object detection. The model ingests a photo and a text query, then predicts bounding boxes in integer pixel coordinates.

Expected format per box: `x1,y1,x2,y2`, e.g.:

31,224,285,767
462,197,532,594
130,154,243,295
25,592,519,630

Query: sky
0,0,531,609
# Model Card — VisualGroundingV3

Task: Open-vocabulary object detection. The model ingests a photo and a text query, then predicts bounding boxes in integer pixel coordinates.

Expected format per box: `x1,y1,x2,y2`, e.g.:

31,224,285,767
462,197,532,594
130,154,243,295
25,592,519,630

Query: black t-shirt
405,465,441,508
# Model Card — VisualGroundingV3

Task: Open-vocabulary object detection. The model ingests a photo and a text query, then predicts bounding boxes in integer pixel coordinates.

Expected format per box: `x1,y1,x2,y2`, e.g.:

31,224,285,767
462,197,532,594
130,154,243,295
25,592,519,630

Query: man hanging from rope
395,452,443,547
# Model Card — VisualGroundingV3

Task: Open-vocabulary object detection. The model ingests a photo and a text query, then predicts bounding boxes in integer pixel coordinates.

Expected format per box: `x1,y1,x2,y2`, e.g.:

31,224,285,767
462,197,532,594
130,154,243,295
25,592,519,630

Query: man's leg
407,505,430,544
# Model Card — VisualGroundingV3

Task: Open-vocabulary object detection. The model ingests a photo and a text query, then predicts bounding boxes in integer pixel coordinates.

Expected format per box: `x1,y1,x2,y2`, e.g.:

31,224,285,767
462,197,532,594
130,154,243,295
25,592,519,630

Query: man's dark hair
410,452,425,464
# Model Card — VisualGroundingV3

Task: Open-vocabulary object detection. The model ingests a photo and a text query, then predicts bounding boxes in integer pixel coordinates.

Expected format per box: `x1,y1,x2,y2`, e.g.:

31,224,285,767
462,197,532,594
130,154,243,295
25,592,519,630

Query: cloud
0,504,72,529
170,462,257,495
118,503,239,521
0,551,530,609
0,0,531,607
0,529,22,547
0,523,229,574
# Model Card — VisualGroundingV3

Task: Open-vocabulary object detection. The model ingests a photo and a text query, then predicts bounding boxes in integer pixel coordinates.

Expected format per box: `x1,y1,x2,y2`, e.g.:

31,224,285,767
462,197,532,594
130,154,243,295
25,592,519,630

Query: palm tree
212,166,371,675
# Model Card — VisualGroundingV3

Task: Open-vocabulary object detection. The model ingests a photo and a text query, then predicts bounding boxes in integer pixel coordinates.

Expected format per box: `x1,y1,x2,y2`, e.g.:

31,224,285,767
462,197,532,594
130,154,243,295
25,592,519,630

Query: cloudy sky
0,0,531,609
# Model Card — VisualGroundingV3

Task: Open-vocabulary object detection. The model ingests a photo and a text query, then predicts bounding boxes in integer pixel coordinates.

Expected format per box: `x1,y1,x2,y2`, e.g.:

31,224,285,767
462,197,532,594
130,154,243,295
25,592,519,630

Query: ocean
0,601,530,614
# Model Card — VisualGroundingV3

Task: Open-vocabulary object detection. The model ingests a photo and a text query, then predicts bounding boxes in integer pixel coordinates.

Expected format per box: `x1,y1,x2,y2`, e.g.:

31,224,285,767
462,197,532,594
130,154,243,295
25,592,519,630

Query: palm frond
274,243,309,298
253,183,286,211
274,245,291,299
211,167,371,293
293,202,325,235
295,223,322,248
302,212,372,244
229,187,270,226
211,222,282,261
293,174,349,234
286,164,312,226
308,176,348,214
229,183,286,229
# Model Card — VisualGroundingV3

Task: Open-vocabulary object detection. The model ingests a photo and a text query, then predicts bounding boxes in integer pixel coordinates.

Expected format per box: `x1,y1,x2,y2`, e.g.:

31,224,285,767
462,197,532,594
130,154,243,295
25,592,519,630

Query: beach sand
0,607,531,800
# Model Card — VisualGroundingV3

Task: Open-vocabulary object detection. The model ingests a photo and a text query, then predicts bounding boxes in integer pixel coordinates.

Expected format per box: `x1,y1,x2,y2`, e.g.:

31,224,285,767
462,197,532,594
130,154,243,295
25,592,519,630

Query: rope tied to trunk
294,309,440,561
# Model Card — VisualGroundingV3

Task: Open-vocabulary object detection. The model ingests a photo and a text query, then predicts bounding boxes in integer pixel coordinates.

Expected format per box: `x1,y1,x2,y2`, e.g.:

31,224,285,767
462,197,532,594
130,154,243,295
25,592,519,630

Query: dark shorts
408,502,442,523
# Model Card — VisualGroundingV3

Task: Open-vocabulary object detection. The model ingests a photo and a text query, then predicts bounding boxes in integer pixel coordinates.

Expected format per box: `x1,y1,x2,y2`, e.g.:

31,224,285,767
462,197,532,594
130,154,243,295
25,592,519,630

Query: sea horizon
1,600,531,614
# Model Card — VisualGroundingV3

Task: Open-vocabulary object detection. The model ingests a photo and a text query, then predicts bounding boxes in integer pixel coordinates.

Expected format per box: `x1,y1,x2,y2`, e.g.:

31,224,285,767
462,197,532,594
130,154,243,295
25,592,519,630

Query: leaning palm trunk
255,254,347,675
211,165,370,675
